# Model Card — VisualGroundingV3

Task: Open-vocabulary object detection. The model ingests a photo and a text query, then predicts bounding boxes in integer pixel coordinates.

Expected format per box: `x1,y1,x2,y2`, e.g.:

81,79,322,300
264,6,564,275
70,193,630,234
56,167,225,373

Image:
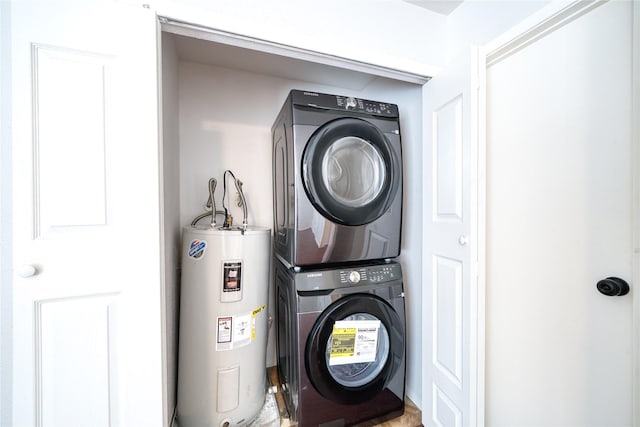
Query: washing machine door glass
324,313,390,388
305,294,404,405
303,117,400,226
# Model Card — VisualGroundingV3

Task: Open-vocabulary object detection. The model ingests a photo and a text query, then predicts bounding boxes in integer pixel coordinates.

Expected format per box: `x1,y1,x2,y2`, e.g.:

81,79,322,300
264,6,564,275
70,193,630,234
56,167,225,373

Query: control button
348,271,361,284
345,97,357,109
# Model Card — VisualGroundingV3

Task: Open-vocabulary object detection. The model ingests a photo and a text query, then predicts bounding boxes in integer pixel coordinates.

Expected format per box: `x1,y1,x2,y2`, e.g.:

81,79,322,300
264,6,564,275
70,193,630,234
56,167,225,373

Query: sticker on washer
329,320,381,365
188,239,207,259
216,304,266,351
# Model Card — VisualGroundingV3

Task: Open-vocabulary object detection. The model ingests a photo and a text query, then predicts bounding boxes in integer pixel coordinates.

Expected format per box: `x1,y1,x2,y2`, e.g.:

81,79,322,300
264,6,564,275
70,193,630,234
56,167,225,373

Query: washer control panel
338,263,399,285
295,261,402,292
347,271,361,284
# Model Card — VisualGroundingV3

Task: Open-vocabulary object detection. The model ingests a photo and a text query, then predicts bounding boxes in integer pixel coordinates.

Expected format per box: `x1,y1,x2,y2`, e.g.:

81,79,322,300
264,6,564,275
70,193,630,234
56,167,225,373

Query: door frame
0,1,10,424
633,2,639,423
482,0,640,423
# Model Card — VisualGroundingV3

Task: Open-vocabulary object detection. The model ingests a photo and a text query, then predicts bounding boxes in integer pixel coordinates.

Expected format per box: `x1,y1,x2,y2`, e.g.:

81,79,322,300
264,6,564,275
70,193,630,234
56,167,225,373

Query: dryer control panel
291,90,399,118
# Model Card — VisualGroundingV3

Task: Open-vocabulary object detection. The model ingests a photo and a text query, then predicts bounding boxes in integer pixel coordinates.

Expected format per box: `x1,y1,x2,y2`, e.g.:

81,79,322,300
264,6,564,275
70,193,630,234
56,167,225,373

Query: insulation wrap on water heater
177,226,271,427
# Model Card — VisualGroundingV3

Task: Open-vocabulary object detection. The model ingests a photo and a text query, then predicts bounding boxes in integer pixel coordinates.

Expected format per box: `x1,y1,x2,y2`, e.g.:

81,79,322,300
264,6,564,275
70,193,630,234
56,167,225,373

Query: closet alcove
158,20,429,418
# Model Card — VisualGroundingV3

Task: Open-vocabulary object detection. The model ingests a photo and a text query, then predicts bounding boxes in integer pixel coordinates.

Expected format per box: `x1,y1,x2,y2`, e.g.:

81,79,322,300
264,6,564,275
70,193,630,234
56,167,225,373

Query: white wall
444,0,551,64
178,63,274,231
161,32,181,426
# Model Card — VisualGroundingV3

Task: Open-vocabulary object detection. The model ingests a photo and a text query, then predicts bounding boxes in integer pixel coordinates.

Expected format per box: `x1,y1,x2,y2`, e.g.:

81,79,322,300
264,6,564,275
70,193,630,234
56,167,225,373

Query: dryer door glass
303,118,401,226
305,294,404,405
322,137,386,207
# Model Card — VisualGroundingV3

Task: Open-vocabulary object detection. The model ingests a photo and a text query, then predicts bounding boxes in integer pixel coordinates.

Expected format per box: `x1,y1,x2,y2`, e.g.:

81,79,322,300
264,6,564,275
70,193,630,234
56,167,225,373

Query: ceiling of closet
170,33,378,90
402,0,464,15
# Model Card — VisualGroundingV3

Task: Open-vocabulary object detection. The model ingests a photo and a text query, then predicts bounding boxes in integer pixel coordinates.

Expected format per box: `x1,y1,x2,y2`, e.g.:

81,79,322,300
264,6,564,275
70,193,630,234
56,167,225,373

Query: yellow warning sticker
251,304,266,341
252,304,266,318
329,320,381,366
330,327,357,358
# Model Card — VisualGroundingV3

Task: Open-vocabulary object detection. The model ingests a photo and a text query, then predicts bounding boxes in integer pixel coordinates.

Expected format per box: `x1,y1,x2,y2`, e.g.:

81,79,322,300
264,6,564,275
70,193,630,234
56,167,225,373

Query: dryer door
302,118,401,226
305,294,404,404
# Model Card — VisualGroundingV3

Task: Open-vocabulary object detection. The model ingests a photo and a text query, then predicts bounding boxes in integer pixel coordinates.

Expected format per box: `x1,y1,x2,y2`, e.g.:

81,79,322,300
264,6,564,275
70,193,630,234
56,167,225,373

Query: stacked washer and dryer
271,90,406,426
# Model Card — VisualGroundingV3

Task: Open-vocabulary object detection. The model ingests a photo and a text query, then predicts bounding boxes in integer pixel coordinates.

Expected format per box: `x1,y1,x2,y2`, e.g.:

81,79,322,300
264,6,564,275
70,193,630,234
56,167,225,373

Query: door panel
433,256,462,389
486,1,633,425
9,2,163,426
37,294,119,426
434,95,463,221
422,48,480,427
33,45,109,234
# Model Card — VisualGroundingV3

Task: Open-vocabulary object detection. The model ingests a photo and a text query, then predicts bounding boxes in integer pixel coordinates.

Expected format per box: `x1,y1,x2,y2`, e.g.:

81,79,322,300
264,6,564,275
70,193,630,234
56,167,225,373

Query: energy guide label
215,304,266,351
329,320,381,366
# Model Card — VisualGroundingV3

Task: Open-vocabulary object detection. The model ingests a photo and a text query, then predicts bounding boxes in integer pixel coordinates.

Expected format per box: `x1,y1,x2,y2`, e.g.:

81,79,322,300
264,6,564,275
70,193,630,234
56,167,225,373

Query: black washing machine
275,259,406,426
272,90,403,268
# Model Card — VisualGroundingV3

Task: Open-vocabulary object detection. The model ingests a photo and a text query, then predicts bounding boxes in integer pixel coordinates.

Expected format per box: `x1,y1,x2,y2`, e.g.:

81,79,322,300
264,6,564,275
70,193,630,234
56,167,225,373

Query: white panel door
10,2,163,426
485,1,635,425
422,49,482,427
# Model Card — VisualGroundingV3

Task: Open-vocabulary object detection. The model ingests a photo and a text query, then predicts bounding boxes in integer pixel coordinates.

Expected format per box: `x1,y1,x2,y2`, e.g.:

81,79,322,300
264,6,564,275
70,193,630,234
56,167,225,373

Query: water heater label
222,261,242,293
187,239,207,259
329,320,381,365
215,304,266,351
217,316,232,344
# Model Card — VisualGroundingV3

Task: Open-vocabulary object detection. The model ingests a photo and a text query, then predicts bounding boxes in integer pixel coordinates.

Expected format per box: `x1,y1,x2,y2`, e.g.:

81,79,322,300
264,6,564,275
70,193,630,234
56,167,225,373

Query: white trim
155,14,170,427
158,17,432,85
475,46,487,427
485,0,607,67
469,46,483,427
0,1,12,425
632,1,640,425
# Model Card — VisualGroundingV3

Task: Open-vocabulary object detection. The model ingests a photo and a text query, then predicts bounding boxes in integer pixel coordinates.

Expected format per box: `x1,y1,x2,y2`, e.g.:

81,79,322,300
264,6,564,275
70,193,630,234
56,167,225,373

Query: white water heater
177,225,271,427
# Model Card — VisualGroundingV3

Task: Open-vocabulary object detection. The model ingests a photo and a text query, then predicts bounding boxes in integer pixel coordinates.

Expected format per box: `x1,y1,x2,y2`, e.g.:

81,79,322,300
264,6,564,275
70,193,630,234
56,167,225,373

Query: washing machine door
302,117,401,226
305,293,404,405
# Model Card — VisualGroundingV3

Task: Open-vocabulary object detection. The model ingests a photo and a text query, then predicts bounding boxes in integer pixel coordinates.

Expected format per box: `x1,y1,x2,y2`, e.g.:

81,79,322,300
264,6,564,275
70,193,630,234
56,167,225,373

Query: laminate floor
174,368,422,427
266,367,422,427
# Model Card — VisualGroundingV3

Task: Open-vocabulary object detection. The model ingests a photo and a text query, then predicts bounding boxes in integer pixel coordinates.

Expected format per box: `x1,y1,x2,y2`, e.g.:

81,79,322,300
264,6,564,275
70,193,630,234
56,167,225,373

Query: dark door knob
596,277,630,296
